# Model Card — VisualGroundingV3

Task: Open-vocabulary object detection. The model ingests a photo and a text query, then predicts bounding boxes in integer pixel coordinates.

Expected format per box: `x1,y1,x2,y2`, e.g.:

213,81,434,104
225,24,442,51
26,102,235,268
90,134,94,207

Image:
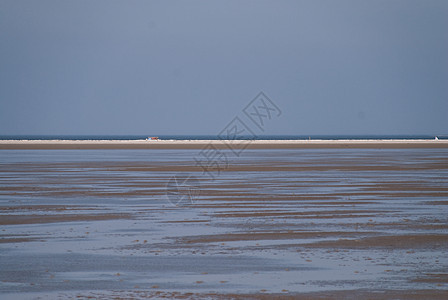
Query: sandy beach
1,146,447,299
0,139,448,149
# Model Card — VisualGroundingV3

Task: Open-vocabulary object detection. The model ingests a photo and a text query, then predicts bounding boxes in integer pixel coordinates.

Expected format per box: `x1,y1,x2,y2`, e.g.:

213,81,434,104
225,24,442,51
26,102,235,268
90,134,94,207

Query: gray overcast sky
0,0,447,136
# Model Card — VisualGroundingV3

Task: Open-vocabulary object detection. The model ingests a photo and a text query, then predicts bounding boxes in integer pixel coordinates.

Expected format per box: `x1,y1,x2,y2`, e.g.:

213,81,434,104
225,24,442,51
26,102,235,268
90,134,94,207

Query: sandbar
0,139,447,149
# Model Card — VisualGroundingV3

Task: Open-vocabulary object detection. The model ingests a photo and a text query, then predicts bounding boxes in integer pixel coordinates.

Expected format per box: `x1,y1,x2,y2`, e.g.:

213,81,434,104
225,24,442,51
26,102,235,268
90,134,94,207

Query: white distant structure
435,136,439,140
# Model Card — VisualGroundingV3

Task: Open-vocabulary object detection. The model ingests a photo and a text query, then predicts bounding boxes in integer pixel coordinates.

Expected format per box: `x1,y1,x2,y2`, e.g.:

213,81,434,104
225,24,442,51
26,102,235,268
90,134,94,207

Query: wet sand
0,147,447,299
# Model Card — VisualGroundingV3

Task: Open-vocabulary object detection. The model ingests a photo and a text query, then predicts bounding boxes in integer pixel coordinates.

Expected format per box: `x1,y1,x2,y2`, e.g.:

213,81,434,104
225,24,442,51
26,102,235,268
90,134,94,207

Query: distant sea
0,135,446,140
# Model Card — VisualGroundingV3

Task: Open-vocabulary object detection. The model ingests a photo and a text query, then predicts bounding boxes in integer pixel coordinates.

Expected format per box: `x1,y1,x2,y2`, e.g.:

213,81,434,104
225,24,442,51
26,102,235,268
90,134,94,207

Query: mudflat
0,147,447,298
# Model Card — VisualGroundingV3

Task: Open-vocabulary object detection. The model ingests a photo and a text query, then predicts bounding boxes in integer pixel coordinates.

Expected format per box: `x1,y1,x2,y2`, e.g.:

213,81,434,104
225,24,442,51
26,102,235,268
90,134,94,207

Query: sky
0,0,447,136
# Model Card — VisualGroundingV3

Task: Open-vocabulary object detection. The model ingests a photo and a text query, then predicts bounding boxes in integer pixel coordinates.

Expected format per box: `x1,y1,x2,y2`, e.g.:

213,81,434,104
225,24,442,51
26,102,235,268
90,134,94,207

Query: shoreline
0,139,448,149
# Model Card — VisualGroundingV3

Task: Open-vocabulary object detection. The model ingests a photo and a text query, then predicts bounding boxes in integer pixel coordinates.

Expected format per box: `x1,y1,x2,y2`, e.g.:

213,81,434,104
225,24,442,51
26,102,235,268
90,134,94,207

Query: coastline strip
0,139,448,149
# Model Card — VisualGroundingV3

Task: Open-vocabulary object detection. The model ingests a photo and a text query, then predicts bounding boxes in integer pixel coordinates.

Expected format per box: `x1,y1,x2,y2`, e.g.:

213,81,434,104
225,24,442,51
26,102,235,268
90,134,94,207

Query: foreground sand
0,148,447,298
0,139,448,149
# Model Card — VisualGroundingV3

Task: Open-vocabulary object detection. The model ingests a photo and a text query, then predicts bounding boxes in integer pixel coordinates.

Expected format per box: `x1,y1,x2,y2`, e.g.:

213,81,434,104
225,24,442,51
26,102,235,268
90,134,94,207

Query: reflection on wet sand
0,148,447,298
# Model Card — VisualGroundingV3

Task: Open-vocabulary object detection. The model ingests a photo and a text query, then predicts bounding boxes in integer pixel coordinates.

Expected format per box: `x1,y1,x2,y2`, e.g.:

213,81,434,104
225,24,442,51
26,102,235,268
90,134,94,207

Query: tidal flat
1,147,447,299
